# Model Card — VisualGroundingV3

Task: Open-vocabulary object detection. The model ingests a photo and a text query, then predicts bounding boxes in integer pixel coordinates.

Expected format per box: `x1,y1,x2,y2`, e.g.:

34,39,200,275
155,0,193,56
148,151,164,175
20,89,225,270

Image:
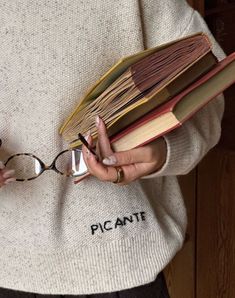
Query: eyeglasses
0,139,88,181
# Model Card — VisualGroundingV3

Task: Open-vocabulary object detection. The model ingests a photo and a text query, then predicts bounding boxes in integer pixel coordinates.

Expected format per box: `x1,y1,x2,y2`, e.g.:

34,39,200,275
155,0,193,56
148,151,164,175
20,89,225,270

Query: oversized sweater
0,0,225,295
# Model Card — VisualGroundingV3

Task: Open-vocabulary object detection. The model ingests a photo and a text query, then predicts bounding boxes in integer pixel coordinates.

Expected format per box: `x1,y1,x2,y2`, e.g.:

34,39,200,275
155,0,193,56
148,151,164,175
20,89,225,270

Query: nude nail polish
4,177,16,184
102,156,117,165
95,115,100,128
2,169,15,179
0,161,5,170
85,130,91,141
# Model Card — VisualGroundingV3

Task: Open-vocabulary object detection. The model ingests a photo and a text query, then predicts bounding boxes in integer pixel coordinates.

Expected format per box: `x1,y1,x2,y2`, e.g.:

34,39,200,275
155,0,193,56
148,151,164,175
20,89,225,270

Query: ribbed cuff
141,124,194,179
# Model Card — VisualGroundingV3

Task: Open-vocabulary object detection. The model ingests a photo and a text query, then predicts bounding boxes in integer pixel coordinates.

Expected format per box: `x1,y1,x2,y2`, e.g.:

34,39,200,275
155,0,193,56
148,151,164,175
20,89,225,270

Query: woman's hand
0,161,16,188
78,116,167,185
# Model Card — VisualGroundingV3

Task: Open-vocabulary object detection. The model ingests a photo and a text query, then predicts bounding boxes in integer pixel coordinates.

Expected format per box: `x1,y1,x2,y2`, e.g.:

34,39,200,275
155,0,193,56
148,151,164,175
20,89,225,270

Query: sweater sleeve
141,5,225,178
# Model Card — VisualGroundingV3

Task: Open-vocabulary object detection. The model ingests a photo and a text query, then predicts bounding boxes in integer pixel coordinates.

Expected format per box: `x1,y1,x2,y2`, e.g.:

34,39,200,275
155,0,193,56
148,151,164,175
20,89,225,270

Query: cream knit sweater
0,0,225,295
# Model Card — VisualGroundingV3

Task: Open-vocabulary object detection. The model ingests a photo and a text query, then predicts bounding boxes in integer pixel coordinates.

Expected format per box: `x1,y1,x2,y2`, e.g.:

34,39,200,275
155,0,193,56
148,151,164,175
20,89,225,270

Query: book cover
110,53,235,151
60,32,212,147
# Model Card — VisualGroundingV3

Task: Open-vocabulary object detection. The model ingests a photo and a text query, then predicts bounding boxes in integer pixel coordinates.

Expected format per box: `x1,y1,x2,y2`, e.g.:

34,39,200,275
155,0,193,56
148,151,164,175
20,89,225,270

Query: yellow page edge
59,32,206,134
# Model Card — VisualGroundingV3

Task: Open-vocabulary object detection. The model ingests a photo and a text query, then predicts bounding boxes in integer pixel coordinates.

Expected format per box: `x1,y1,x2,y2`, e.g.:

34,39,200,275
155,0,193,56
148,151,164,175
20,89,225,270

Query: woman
0,0,225,297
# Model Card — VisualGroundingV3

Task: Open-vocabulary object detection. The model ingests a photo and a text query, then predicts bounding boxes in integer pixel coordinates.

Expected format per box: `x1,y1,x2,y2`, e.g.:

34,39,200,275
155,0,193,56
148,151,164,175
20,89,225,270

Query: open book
60,32,217,147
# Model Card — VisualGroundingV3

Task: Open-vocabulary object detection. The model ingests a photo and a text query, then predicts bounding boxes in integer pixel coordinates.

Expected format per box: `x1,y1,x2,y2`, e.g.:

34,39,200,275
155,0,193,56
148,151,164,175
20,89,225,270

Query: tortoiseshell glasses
0,139,88,181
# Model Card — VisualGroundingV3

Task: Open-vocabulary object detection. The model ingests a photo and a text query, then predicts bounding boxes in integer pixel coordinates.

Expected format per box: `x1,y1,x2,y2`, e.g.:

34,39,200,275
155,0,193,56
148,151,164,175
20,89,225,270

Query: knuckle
123,151,133,164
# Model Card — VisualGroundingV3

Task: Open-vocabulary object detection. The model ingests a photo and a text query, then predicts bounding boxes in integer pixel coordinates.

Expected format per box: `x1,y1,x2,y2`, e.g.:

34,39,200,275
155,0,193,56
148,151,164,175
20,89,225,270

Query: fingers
0,162,16,188
95,116,113,158
115,163,157,185
0,161,5,170
81,136,157,185
102,137,167,167
1,141,16,187
80,133,120,183
74,171,91,184
85,149,118,182
102,146,155,166
75,118,166,185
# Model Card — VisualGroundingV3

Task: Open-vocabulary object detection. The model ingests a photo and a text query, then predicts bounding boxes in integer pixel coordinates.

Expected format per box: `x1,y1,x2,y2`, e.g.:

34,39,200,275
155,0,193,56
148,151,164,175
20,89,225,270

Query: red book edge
110,52,235,145
74,52,235,184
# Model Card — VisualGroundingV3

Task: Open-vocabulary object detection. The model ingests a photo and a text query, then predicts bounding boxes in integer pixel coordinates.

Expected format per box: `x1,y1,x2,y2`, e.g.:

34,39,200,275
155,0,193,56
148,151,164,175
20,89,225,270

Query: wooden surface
197,148,235,298
205,5,235,151
187,0,205,15
219,87,235,151
164,171,197,298
201,10,235,298
164,1,235,298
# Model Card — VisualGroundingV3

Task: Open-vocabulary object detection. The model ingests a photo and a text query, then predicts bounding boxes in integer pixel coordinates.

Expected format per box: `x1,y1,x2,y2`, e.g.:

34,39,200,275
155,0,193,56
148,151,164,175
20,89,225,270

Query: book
73,52,235,184
110,52,235,151
59,32,215,147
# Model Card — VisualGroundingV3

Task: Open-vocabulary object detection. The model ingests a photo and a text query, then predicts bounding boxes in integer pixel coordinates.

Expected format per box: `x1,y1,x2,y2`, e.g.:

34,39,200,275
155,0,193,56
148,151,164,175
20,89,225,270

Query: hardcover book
60,32,216,148
110,52,235,151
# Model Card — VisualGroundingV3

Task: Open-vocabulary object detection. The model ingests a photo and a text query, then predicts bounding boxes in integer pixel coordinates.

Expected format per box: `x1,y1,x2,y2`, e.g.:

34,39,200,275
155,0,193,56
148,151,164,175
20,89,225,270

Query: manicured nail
95,115,100,128
102,156,117,165
4,177,16,184
2,169,15,179
85,130,91,141
0,161,5,170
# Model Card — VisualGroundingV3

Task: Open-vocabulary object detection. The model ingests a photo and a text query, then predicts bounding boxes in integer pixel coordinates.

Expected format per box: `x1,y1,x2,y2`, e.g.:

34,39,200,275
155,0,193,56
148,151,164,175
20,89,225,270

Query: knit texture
0,0,224,295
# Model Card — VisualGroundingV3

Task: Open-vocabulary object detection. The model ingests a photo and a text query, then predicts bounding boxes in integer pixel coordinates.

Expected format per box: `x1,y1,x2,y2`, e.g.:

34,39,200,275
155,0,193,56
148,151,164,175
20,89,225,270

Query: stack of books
60,32,235,152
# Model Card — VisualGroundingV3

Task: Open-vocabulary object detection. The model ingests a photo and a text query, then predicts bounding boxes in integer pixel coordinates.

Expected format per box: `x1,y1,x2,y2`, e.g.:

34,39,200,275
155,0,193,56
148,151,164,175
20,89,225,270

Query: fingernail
4,177,16,184
85,130,91,141
95,115,100,128
2,169,15,179
102,156,117,165
0,161,5,170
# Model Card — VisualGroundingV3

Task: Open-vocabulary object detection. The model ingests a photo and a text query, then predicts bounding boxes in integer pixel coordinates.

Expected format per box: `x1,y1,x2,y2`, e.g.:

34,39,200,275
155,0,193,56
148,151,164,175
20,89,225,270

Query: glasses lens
5,154,42,180
55,149,87,177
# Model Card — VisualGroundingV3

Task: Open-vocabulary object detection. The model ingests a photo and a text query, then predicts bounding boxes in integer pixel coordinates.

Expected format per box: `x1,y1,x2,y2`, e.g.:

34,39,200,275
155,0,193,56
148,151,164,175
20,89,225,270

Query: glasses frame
3,148,87,181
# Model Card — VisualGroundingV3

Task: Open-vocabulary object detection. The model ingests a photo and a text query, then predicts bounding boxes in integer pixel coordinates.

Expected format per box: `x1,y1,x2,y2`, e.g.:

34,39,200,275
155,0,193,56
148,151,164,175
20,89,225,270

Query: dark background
205,0,235,150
